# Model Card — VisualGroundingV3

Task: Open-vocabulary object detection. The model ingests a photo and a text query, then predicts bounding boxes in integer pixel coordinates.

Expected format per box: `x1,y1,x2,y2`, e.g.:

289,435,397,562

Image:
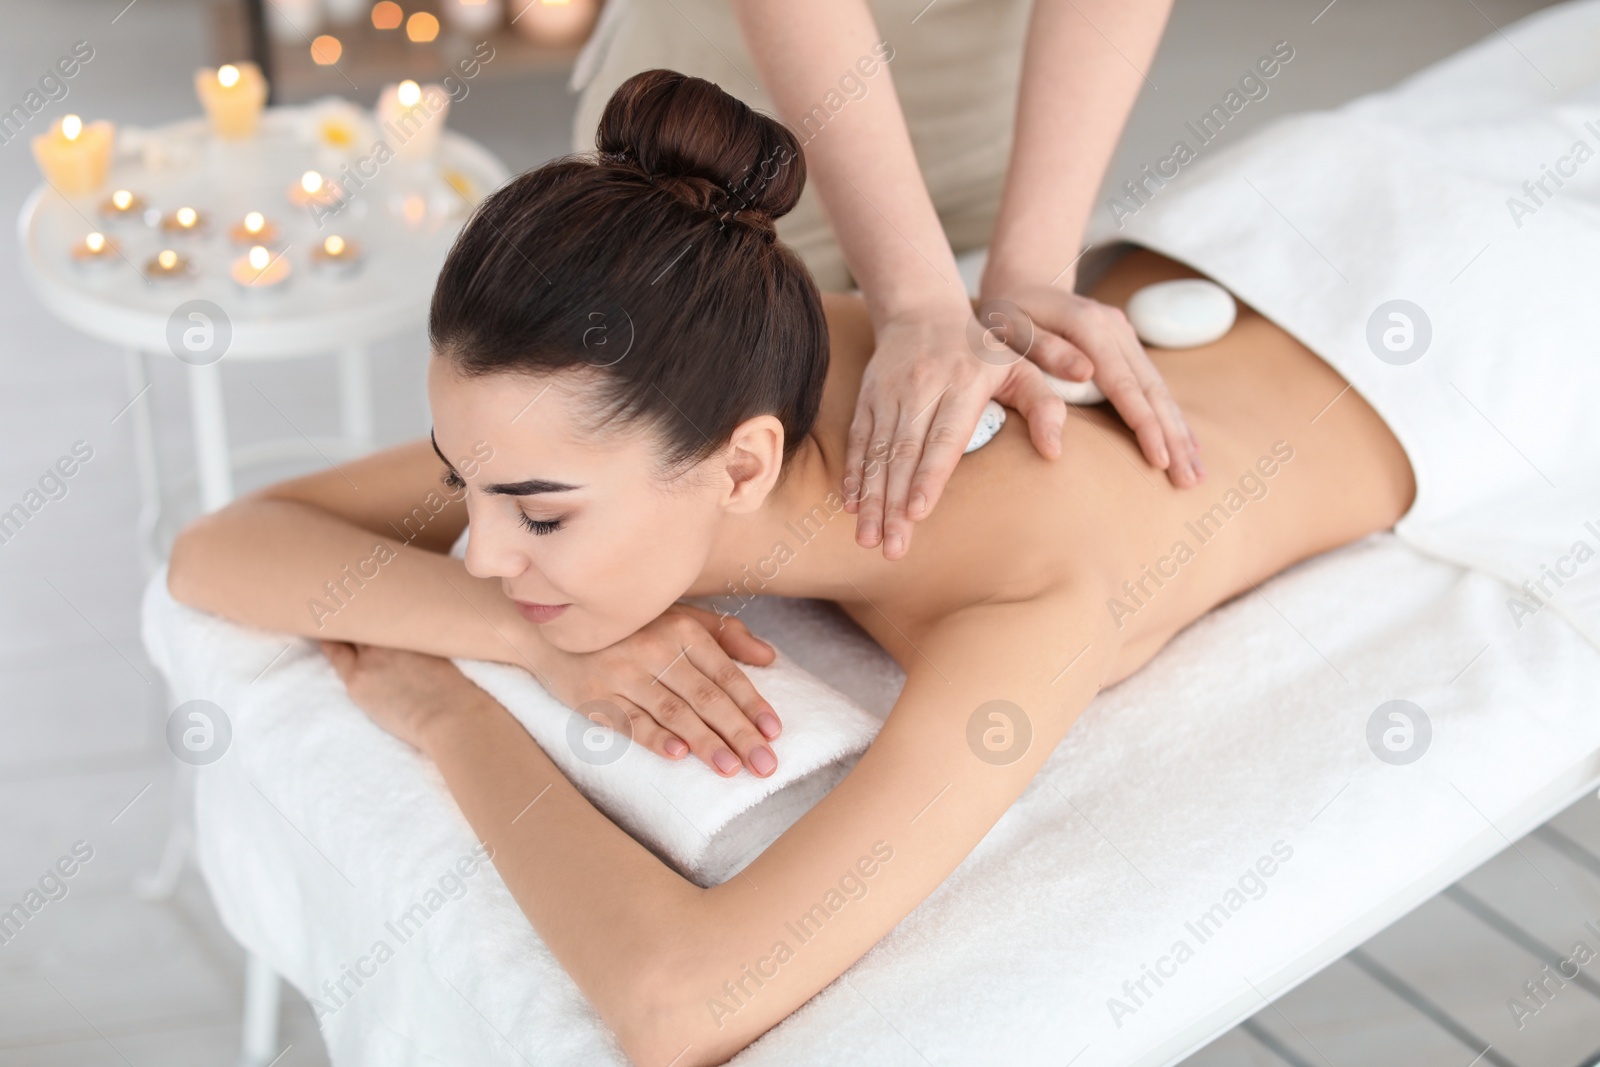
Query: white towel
441,526,884,883
1111,1,1600,654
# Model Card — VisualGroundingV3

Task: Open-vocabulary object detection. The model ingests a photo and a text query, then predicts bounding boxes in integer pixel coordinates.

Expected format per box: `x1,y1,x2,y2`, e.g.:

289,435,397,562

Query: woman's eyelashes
517,510,566,536
441,468,466,491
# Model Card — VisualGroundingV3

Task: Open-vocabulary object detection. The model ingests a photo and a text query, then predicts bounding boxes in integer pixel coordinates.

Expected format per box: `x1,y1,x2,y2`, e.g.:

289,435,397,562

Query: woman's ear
722,415,785,513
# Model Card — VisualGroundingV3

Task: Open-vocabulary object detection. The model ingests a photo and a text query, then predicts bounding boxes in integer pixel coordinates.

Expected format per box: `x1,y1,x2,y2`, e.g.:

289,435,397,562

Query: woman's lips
514,600,569,624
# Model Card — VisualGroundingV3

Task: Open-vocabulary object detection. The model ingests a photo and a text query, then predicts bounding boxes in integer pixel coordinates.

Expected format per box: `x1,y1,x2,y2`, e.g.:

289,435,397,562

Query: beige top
572,0,1032,289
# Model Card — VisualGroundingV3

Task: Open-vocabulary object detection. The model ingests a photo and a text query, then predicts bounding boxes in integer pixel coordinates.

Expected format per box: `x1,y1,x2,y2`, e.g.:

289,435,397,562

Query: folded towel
453,655,880,883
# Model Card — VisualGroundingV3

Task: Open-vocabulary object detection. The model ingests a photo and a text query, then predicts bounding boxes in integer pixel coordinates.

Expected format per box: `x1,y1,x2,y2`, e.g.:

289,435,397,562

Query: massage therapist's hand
847,295,1070,561
321,641,488,753
978,276,1204,488
538,604,784,779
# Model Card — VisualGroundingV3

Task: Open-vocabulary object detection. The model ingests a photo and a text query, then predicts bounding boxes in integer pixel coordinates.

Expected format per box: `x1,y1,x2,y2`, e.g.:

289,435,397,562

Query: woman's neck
688,430,882,604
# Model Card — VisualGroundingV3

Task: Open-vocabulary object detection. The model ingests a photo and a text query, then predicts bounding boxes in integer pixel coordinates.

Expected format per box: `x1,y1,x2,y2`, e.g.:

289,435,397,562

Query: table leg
121,349,164,571
187,360,234,511
338,345,374,453
238,950,282,1067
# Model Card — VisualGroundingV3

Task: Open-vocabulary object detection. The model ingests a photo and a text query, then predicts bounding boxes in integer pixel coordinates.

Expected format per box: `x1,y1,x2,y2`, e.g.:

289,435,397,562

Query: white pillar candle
376,80,449,162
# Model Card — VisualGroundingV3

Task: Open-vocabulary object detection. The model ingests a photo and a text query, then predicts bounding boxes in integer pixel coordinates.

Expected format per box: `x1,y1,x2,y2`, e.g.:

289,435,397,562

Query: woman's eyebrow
429,430,582,496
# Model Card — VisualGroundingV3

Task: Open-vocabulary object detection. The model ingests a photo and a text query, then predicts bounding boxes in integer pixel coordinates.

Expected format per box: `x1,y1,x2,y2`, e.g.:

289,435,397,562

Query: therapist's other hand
540,604,783,779
846,298,1067,561
978,280,1204,488
322,641,485,752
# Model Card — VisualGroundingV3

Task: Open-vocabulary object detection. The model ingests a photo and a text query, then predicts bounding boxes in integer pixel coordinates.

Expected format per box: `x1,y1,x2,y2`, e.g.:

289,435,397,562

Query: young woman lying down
168,71,1414,1064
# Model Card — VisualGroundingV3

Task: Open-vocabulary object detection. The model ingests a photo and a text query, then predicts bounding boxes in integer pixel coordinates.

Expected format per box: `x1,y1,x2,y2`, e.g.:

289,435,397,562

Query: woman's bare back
811,247,1417,684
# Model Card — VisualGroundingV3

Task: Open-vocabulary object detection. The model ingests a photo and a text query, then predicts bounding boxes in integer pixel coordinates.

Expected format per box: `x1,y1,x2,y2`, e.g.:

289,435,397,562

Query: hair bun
596,69,805,231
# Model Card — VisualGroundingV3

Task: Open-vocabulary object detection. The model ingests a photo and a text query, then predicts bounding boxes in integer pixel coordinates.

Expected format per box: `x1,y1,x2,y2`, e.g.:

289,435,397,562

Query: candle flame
301,170,324,194
244,211,265,234
397,80,422,108
86,232,106,252
112,190,132,210
402,195,426,223
324,235,346,256
218,64,241,88
61,115,83,141
249,245,271,270
176,207,197,228
158,250,178,269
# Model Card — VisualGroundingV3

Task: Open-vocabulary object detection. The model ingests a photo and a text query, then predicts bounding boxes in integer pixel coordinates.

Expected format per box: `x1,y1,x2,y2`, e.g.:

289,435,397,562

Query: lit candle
311,233,364,275
145,248,193,280
195,62,269,139
161,205,209,236
229,210,282,246
376,80,449,162
99,189,149,225
231,244,292,289
287,169,342,208
72,231,122,269
31,114,115,195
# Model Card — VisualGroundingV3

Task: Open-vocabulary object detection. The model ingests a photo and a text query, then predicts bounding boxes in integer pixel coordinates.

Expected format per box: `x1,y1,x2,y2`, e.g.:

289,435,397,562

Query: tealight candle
31,114,115,195
287,169,342,208
195,62,269,139
145,248,193,280
376,80,449,162
161,205,209,236
229,210,282,246
232,244,292,289
72,231,122,269
99,189,148,225
311,233,364,275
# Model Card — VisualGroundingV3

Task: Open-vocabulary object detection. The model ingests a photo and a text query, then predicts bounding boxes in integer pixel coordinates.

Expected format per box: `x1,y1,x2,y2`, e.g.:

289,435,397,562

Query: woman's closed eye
518,511,565,536
441,467,466,492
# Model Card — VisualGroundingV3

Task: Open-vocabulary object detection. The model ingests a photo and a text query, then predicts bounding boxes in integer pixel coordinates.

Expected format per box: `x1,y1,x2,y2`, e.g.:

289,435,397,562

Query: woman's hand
538,604,783,778
979,277,1205,488
321,640,488,753
846,296,1070,561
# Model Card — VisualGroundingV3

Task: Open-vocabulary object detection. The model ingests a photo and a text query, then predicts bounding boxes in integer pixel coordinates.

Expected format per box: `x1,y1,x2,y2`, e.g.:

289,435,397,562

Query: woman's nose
462,521,529,581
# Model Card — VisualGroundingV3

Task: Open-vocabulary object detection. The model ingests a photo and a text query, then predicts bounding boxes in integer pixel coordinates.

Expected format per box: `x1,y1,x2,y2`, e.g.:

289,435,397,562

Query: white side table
19,106,511,562
19,105,510,1067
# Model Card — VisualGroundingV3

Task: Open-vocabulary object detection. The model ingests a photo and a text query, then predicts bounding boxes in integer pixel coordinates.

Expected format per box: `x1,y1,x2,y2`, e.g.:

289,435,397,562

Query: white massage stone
1126,278,1237,349
964,399,1007,453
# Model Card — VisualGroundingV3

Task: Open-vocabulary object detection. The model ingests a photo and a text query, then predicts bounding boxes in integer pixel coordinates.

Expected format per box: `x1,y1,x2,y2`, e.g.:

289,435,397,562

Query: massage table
141,3,1600,1064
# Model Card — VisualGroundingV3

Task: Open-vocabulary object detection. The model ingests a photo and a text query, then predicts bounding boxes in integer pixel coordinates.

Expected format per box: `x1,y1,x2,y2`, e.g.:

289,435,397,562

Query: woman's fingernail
1195,458,1207,479
749,746,776,776
665,738,688,757
859,523,879,544
910,493,927,516
756,711,781,738
713,750,740,775
887,533,904,556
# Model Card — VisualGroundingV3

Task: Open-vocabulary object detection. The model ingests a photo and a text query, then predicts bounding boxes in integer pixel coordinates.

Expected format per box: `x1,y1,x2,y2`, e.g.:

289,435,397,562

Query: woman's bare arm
365,587,1117,1065
169,439,790,776
167,439,557,675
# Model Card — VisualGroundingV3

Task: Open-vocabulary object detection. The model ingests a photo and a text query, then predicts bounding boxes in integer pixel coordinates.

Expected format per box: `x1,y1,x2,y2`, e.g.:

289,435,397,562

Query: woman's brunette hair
429,69,829,471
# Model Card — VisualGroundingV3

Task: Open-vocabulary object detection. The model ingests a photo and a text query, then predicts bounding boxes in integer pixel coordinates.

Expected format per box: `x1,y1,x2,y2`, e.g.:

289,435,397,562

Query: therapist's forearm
732,0,963,319
984,0,1173,290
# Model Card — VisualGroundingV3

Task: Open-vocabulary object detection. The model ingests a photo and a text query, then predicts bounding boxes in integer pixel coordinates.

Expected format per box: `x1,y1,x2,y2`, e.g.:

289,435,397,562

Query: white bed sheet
143,532,1600,1066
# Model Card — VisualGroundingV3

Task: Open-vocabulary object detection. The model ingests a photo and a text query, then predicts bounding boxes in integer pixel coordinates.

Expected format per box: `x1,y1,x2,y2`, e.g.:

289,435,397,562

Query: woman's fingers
851,407,896,550
607,699,688,761
900,389,987,550
673,603,775,667
1021,327,1094,383
996,362,1068,461
646,660,778,778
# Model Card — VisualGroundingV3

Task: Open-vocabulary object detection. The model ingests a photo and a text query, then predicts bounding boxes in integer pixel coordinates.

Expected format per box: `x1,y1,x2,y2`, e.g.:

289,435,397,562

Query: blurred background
2,0,1595,1064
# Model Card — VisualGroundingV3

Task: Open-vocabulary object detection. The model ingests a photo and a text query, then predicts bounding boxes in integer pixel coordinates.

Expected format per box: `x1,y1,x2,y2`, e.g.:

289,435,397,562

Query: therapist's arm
979,0,1203,486
731,0,1069,564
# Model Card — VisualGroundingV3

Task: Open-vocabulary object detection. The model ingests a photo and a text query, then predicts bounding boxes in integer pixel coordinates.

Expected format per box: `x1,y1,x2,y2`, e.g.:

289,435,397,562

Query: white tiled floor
0,1,1582,1064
